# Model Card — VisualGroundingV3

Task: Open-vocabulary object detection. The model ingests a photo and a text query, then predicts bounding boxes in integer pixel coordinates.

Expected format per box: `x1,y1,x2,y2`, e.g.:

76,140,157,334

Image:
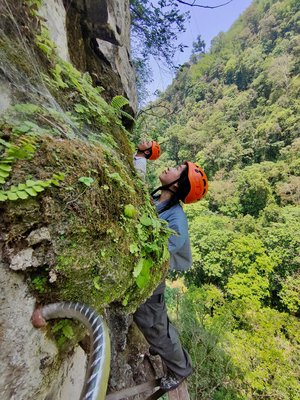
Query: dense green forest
136,0,300,398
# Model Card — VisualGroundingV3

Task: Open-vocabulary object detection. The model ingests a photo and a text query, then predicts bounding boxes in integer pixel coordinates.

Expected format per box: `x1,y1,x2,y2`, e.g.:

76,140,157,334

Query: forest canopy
130,0,236,103
135,0,300,398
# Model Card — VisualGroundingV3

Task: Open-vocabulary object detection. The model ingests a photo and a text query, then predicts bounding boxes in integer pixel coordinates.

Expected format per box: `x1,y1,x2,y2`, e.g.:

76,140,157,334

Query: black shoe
160,372,185,391
149,346,159,356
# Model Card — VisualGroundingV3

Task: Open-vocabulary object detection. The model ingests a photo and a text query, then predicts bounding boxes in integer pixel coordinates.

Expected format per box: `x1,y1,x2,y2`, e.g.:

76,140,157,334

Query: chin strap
151,177,181,197
136,146,152,159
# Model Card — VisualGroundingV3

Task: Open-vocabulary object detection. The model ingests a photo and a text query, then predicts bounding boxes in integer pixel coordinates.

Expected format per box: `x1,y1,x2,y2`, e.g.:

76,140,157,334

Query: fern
120,109,135,122
0,174,64,202
111,95,130,110
0,135,37,186
35,25,57,59
0,135,64,202
111,96,135,122
7,136,37,159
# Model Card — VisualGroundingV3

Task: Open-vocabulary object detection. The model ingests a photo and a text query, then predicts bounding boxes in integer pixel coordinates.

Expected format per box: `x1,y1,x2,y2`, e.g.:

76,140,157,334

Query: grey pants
133,284,193,378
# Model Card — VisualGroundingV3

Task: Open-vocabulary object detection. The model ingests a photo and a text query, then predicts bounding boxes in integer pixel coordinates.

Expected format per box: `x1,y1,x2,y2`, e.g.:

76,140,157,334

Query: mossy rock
1,130,169,313
0,3,169,315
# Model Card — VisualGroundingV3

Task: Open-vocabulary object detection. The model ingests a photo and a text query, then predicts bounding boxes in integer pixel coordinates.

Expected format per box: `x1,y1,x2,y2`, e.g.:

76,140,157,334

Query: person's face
137,140,152,151
159,164,187,187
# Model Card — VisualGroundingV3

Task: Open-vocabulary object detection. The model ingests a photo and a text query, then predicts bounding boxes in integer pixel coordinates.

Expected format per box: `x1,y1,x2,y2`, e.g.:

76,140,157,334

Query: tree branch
176,0,234,9
137,100,179,118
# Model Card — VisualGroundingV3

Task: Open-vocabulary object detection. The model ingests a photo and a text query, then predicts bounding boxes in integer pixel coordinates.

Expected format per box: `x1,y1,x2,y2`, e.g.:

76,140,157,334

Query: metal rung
106,379,164,400
146,388,166,400
167,381,190,400
105,378,190,400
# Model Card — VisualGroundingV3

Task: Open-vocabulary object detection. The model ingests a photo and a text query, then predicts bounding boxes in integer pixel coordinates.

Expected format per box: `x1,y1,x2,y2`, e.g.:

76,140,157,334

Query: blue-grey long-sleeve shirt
156,201,192,272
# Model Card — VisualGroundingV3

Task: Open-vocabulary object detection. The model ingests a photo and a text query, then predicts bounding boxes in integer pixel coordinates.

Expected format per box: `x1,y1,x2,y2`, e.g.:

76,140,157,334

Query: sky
147,0,253,101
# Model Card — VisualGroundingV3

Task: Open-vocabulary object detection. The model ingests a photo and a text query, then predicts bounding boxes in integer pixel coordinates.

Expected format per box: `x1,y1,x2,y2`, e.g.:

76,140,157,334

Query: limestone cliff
40,0,138,115
0,1,166,398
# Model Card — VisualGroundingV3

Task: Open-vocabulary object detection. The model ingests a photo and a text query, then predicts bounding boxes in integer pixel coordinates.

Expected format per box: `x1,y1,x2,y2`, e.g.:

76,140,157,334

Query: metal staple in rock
41,301,111,400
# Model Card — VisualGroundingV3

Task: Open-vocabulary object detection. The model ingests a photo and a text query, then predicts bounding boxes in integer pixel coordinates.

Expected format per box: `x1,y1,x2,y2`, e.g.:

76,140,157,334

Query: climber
134,161,208,392
133,140,161,180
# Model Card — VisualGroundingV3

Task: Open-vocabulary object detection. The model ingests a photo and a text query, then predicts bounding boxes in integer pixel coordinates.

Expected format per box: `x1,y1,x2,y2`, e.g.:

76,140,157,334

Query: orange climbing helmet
151,161,208,206
148,141,161,160
183,161,208,203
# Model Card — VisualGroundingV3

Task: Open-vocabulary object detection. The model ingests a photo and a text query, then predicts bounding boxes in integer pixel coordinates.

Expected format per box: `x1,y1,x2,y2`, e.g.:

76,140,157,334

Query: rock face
0,82,11,113
39,0,70,62
0,256,92,400
40,0,137,114
0,247,163,400
0,1,166,398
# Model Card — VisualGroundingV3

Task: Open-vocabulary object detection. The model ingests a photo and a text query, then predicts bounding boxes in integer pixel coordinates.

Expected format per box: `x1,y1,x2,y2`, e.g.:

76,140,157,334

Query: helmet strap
136,146,152,159
151,177,181,197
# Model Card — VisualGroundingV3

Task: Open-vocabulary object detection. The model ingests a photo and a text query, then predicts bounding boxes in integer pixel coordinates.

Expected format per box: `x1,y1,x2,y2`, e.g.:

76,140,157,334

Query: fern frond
111,95,129,110
120,110,135,121
0,174,65,202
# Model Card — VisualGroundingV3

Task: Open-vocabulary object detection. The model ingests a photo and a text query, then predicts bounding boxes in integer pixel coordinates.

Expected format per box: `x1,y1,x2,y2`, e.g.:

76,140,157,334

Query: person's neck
136,151,146,158
158,190,174,203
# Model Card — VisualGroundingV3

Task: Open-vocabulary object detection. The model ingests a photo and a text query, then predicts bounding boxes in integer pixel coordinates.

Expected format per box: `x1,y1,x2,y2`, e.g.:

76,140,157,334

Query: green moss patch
0,2,170,319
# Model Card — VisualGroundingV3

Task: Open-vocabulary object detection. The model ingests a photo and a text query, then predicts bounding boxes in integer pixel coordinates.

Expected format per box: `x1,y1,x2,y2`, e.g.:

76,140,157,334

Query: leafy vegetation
136,0,300,398
2,0,299,395
0,127,65,202
130,0,232,104
0,0,170,320
130,0,188,67
51,319,76,348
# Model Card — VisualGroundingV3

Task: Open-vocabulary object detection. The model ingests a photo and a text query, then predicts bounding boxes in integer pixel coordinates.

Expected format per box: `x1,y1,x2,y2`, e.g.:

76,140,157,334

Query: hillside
136,0,300,398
